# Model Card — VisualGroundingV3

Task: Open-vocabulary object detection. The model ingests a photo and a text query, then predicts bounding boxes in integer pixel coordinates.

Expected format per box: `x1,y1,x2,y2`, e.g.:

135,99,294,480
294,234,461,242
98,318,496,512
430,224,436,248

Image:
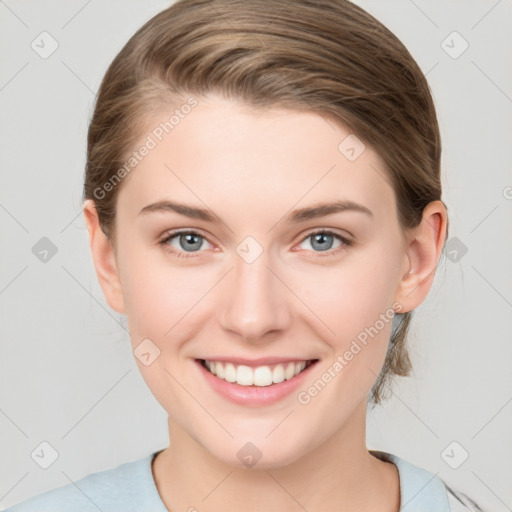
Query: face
105,94,411,468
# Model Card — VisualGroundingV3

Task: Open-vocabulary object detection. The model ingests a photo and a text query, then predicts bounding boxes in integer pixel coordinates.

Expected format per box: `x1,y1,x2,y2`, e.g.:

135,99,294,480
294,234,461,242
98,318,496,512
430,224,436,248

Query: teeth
203,359,309,386
237,365,254,386
254,366,272,386
285,362,296,380
272,364,285,383
215,361,225,379
206,360,216,375
224,363,237,383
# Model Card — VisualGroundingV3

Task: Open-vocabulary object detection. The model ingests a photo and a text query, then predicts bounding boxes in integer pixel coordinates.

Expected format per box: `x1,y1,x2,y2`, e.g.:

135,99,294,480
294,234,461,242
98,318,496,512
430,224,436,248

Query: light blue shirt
3,450,481,511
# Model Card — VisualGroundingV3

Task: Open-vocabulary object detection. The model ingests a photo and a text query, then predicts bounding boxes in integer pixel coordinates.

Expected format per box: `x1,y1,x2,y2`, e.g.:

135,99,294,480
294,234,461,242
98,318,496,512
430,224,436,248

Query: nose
217,249,291,343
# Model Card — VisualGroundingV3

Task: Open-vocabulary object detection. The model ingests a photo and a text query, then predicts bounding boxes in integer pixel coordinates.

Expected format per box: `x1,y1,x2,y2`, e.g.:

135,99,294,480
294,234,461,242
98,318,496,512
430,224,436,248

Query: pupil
182,233,202,251
312,233,332,251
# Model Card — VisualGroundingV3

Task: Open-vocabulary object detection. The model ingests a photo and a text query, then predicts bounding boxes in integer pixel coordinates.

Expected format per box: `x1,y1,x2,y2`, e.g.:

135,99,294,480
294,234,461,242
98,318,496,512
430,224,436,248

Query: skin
84,93,447,512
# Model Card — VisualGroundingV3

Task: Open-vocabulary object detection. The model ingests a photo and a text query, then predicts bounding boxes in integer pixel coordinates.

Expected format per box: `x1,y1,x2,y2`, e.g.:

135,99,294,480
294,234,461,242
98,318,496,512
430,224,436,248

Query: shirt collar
147,450,451,511
370,450,450,511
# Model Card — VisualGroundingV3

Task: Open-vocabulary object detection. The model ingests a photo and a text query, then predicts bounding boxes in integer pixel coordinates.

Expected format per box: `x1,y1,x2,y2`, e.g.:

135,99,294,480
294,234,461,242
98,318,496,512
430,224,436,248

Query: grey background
1,1,511,510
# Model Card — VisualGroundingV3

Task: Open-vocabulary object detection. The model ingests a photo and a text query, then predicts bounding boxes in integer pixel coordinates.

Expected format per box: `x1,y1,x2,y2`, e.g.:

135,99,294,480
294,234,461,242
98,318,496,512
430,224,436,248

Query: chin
202,431,313,470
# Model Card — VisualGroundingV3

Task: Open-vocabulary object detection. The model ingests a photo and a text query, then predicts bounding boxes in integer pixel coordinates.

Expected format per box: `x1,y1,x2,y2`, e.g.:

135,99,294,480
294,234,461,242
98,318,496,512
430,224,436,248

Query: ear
83,199,126,314
393,200,448,313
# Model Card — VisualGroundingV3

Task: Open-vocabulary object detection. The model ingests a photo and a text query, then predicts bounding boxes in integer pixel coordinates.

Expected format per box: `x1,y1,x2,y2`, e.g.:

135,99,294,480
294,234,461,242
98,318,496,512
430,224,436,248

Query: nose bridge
218,245,290,341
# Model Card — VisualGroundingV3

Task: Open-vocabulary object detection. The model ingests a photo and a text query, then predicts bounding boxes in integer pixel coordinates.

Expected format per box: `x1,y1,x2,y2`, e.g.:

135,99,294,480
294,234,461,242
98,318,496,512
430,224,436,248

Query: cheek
119,247,218,345
118,248,217,411
287,247,399,402
293,250,399,344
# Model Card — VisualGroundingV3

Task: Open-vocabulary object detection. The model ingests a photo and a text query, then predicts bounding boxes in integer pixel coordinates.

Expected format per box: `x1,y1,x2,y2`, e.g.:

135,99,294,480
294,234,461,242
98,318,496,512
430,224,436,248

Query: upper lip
197,357,318,368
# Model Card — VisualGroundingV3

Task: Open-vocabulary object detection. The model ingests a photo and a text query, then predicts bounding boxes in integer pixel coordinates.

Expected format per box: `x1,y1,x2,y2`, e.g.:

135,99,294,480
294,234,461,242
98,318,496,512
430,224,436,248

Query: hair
83,0,449,403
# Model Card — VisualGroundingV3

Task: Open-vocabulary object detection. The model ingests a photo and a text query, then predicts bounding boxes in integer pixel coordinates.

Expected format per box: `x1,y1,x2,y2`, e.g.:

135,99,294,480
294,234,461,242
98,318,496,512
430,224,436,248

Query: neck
152,401,400,512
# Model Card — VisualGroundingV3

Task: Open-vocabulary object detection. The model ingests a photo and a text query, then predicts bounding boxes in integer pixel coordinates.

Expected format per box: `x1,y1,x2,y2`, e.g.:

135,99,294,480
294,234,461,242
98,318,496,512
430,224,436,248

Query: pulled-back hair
83,0,449,403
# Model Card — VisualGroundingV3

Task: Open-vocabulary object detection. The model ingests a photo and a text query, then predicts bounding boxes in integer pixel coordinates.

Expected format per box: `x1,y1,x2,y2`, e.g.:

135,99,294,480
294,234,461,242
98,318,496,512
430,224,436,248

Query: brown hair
83,0,449,403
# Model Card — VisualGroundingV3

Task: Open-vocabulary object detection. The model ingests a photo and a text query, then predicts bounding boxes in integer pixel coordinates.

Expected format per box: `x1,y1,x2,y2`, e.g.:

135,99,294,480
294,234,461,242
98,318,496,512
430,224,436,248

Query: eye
296,229,352,256
158,228,353,259
159,230,212,258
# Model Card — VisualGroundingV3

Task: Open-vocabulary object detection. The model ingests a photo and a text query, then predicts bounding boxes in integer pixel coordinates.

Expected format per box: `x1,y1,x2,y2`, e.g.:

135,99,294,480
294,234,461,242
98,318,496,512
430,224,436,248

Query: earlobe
83,199,126,314
394,200,448,313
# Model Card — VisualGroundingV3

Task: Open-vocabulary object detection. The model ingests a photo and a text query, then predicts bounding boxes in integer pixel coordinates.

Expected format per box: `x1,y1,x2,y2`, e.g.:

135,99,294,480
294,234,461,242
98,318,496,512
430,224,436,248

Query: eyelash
158,229,353,259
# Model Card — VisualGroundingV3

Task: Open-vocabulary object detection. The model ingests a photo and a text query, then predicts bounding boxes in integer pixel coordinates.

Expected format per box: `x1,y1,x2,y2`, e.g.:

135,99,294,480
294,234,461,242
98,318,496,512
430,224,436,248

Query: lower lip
195,359,318,407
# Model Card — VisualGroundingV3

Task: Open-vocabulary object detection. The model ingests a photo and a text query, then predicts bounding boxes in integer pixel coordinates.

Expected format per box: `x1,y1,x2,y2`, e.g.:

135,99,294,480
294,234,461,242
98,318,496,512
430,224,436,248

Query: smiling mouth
198,359,318,387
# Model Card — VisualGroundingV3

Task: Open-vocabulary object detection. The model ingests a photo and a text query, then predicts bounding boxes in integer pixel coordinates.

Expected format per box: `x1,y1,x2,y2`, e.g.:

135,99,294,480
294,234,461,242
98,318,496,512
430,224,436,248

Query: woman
5,0,483,510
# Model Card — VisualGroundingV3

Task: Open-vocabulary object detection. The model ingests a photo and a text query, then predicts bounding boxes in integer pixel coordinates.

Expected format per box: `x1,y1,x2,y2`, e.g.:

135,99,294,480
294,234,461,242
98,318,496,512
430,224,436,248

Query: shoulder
370,450,484,512
3,451,167,512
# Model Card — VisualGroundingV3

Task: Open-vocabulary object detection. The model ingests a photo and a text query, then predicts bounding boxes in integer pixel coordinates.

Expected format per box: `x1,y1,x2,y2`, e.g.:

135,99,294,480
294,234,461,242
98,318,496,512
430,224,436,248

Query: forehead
117,94,396,226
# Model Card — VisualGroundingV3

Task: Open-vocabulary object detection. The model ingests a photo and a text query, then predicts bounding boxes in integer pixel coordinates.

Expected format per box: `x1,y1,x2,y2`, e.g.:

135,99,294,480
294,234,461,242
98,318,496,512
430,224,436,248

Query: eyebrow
138,199,373,223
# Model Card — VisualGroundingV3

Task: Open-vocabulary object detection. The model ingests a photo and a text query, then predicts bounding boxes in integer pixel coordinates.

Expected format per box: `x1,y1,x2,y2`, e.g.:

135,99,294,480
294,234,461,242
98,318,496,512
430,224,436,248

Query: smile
200,359,317,386
195,357,319,406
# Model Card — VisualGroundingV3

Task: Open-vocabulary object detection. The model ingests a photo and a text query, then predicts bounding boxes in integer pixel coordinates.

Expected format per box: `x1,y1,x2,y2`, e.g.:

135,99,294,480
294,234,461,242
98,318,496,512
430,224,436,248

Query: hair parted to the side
83,0,449,403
